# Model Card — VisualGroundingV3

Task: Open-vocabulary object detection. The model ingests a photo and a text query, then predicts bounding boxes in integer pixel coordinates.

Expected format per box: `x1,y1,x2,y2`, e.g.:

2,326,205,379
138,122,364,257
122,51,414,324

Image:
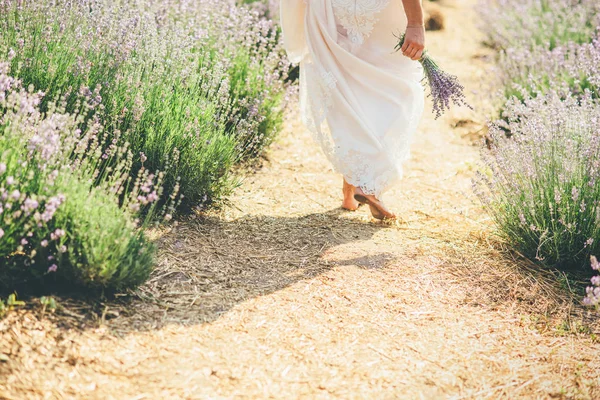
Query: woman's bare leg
342,179,360,211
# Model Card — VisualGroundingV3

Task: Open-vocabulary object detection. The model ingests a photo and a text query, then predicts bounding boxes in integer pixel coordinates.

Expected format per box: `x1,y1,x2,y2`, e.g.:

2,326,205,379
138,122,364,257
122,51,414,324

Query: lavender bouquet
395,33,471,118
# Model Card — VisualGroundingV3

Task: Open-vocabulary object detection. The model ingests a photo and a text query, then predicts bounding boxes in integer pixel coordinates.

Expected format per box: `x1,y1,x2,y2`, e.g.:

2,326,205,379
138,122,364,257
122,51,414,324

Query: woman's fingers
403,43,418,59
412,48,423,61
410,48,420,60
401,40,410,54
402,41,424,60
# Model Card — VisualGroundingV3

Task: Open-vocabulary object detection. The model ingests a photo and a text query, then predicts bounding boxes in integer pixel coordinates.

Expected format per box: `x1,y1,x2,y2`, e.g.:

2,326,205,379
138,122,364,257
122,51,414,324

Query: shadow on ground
100,208,389,333
18,208,599,337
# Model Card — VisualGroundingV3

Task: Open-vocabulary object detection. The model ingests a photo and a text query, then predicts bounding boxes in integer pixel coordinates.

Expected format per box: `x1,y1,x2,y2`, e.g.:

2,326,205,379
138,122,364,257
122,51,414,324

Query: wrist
407,23,424,28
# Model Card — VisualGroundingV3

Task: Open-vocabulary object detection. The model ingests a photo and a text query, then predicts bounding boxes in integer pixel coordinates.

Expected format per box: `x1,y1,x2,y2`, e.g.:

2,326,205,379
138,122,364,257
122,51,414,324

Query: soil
1,0,599,399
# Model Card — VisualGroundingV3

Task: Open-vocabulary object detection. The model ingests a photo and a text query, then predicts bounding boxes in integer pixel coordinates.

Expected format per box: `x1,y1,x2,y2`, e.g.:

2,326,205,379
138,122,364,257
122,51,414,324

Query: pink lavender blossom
591,256,600,271
22,198,39,214
50,228,65,241
584,256,600,308
40,195,64,222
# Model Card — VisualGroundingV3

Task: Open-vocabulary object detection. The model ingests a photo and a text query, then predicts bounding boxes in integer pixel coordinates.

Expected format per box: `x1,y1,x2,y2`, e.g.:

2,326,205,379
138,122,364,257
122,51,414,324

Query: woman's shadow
112,207,387,332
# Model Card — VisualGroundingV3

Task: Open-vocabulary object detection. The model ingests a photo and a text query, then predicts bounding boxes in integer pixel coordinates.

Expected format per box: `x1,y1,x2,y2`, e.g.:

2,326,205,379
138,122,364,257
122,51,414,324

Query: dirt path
1,0,599,399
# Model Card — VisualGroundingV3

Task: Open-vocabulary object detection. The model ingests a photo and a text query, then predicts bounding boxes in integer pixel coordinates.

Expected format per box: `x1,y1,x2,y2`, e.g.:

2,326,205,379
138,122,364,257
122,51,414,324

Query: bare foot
353,188,396,220
342,179,361,211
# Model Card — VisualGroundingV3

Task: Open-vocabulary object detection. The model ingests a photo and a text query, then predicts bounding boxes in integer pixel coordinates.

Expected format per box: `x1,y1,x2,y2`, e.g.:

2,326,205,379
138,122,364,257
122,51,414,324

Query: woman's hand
401,24,425,60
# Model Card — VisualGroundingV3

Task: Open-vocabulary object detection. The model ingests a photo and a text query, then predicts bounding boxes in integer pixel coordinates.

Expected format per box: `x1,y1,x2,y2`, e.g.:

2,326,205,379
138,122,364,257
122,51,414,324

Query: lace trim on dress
300,60,412,197
335,149,398,197
332,0,390,51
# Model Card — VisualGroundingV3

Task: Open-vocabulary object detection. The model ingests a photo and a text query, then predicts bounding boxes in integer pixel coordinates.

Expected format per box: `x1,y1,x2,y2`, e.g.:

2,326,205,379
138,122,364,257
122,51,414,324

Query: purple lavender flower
584,256,600,308
395,32,472,119
474,94,600,269
22,198,39,214
591,256,600,271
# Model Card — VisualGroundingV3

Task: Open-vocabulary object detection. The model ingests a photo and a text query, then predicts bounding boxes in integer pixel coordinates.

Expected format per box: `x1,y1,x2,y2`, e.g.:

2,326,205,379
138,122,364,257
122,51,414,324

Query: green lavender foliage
0,0,290,210
0,65,162,292
475,96,600,270
478,0,600,117
476,0,600,273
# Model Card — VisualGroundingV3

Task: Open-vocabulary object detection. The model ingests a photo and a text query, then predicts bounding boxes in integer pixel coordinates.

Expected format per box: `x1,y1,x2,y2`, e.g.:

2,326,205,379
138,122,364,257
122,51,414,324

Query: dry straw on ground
1,0,599,399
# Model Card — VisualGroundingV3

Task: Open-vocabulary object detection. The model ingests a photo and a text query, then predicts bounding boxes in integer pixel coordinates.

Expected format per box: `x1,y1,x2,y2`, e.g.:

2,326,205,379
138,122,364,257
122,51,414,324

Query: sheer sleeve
279,0,308,63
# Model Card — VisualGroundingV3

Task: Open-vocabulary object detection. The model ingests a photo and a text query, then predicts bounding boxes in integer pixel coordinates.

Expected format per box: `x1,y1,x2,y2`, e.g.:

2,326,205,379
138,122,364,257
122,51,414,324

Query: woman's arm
400,0,425,60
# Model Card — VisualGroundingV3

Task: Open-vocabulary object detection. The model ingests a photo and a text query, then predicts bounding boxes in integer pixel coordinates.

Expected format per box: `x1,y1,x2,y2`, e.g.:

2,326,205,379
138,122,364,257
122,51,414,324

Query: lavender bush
0,64,170,291
477,0,600,51
0,0,290,293
497,36,600,112
475,0,600,278
477,0,600,121
474,94,600,269
0,0,290,209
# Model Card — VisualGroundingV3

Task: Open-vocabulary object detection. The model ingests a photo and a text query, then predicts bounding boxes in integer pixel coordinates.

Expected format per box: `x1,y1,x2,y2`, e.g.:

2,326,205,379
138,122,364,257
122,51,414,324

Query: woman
280,0,426,219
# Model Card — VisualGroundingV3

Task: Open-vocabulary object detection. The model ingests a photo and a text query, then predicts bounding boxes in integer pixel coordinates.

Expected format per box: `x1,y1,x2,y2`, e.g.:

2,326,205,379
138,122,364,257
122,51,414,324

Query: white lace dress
280,0,424,196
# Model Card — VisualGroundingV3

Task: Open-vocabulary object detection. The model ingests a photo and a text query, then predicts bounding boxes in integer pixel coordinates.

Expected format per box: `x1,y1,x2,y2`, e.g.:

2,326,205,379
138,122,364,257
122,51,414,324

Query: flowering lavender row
498,36,600,104
0,0,290,291
475,0,600,308
477,0,600,51
0,63,174,290
477,0,600,118
0,0,291,209
474,94,600,269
